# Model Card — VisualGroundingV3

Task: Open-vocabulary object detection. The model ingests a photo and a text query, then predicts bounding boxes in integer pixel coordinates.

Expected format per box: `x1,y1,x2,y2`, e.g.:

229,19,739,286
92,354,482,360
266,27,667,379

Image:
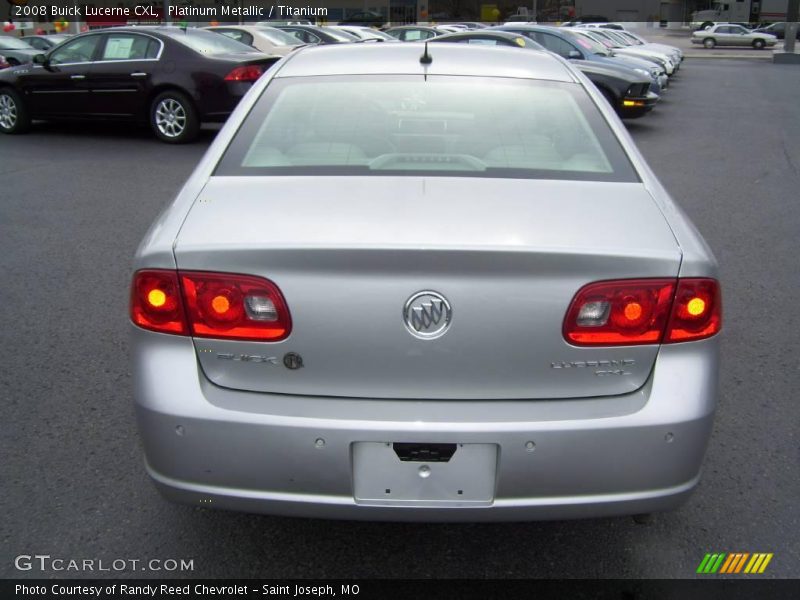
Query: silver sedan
130,43,722,521
203,25,304,55
692,23,777,49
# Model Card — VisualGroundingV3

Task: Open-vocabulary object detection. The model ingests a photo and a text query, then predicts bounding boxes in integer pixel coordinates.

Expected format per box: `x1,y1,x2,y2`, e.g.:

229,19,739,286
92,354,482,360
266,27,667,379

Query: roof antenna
420,41,432,65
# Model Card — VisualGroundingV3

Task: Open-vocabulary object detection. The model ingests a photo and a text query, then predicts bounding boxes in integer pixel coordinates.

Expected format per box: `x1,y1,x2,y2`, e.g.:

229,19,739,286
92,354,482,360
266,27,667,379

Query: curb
683,52,775,59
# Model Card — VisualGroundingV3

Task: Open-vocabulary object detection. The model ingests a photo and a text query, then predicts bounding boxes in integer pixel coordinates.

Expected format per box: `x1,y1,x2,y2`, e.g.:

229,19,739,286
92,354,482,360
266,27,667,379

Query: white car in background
611,29,683,63
434,24,469,33
578,27,677,74
329,25,397,41
203,25,305,56
578,22,626,30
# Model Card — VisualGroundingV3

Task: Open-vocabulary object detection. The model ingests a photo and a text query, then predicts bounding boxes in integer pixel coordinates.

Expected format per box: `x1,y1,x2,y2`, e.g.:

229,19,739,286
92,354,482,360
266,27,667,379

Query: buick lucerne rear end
130,44,721,521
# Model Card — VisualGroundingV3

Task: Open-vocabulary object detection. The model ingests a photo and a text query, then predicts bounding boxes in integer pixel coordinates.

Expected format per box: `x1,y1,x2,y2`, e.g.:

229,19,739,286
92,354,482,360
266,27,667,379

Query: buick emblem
403,291,452,340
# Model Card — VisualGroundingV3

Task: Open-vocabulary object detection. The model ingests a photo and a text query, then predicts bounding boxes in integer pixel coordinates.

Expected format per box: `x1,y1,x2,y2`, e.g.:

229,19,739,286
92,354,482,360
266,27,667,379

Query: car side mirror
568,49,581,59
33,53,47,65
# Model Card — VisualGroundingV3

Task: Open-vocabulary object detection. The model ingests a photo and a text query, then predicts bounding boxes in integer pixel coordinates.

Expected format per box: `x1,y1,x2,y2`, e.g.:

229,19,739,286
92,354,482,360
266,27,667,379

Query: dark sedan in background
0,27,280,143
431,31,657,119
754,22,800,40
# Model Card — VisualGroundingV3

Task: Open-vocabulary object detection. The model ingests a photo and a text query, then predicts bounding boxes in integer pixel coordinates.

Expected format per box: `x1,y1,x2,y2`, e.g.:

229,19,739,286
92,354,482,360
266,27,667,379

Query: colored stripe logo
697,553,773,574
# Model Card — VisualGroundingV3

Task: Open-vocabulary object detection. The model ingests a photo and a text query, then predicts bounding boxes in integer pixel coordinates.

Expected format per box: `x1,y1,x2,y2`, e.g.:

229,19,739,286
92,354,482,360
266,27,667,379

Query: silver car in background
692,23,777,49
130,43,722,521
202,25,304,56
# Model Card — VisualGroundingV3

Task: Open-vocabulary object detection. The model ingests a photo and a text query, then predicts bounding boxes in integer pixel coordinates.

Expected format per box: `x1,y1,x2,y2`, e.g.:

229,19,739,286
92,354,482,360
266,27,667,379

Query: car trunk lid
174,176,681,400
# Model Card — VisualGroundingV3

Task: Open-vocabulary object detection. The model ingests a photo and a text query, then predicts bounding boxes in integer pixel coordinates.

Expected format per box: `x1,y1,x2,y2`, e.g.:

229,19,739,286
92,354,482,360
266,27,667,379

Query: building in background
8,0,784,35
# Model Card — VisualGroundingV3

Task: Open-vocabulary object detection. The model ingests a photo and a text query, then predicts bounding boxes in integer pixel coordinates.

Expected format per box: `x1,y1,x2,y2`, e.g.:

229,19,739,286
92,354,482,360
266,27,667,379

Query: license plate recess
352,442,497,507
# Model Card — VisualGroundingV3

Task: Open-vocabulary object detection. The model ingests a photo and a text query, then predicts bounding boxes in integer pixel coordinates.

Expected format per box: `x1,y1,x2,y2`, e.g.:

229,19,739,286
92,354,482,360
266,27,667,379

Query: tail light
224,65,265,82
130,270,291,342
564,278,721,346
131,270,188,335
665,278,722,342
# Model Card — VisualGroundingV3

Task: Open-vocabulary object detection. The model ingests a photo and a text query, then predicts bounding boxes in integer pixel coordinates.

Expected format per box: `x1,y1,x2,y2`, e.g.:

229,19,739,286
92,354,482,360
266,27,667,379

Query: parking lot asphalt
1,59,798,579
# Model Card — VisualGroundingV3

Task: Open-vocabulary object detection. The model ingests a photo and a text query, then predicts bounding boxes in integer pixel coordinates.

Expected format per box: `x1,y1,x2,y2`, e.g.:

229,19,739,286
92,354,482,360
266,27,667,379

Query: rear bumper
133,327,719,522
194,81,253,122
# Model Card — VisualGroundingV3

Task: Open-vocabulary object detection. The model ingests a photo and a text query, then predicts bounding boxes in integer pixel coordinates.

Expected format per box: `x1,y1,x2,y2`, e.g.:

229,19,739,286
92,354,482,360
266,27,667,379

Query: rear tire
752,38,765,49
0,87,31,134
703,38,716,49
150,90,199,144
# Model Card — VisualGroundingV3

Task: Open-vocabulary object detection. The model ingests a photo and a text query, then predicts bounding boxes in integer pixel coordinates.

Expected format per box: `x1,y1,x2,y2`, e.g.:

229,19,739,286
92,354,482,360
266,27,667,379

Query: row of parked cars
0,21,681,143
379,23,682,119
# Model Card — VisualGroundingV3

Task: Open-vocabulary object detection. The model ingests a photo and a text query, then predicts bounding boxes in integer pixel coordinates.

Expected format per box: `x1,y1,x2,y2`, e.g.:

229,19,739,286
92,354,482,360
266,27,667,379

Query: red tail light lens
564,279,676,346
564,278,722,346
131,270,291,341
666,278,722,342
131,270,188,335
180,271,291,341
224,65,265,82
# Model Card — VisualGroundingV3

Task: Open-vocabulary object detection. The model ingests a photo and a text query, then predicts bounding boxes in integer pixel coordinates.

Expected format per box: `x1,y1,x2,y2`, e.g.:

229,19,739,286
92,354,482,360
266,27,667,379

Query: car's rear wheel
0,88,31,134
703,38,716,49
752,38,765,49
150,91,199,144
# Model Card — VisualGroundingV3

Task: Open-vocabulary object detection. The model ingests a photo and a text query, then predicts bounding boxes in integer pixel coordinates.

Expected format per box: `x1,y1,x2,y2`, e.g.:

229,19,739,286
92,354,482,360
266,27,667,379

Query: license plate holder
352,442,497,507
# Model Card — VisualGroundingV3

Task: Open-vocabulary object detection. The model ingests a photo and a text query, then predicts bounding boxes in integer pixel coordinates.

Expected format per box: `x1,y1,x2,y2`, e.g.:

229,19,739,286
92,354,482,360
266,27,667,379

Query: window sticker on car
104,37,135,60
576,38,593,50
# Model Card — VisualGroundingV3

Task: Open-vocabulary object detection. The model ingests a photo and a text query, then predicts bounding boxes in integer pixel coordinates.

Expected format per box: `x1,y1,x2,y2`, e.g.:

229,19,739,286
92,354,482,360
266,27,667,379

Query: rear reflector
564,278,721,346
224,65,265,82
130,270,291,341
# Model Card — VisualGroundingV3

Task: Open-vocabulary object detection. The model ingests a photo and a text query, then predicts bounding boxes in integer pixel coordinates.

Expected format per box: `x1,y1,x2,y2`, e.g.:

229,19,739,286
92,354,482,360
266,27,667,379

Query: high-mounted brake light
224,65,265,82
563,278,721,346
130,270,291,341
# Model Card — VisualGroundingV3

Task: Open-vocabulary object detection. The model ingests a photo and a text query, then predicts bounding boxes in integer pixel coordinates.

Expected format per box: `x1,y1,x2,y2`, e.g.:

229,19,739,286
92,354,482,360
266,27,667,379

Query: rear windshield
571,31,613,53
319,27,360,41
216,75,638,182
256,27,302,46
164,28,258,54
350,28,394,40
0,37,35,50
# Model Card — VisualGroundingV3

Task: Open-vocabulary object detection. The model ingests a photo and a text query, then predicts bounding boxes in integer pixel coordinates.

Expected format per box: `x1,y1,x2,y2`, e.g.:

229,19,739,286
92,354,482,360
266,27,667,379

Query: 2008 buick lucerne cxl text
130,43,721,522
